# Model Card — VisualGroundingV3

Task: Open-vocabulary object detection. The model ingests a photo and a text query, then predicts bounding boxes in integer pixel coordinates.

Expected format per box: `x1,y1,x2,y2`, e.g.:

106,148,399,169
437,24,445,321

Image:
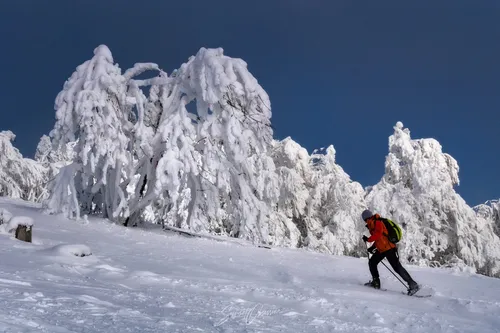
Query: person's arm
367,220,383,242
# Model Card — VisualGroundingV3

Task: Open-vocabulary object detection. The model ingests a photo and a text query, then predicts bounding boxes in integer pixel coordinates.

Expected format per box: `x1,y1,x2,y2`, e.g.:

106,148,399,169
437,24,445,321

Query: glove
362,235,369,242
367,245,377,254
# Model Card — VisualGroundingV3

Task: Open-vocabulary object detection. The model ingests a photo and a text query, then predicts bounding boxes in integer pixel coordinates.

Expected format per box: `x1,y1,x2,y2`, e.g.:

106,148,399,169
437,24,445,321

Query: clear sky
0,0,498,206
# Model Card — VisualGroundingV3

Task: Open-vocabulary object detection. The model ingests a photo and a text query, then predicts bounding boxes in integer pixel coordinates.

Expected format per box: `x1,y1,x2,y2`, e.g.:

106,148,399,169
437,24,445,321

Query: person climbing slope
361,209,420,295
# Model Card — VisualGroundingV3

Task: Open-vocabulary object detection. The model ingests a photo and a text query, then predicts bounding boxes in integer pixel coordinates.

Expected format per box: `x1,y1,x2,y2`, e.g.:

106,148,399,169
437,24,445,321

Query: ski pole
380,259,408,289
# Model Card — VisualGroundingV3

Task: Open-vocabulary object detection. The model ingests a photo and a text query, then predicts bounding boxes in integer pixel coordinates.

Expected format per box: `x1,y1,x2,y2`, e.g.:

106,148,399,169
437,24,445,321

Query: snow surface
0,198,499,332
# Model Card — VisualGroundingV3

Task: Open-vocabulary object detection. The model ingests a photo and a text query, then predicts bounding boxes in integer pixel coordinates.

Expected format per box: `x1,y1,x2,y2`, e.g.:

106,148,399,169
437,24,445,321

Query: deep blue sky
1,0,498,206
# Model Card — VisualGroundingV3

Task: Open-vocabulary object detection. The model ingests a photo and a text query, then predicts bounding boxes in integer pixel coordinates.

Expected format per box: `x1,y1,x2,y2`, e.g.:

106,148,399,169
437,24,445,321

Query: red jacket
366,214,396,253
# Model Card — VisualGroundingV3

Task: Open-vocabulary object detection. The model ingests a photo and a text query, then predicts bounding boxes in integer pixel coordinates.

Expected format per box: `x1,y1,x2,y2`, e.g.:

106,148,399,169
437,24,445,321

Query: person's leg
367,251,385,288
385,248,418,287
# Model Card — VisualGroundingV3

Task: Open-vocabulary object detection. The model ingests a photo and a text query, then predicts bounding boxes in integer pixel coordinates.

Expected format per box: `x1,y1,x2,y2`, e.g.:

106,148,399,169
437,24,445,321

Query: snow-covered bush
366,122,500,276
0,131,48,201
0,208,13,225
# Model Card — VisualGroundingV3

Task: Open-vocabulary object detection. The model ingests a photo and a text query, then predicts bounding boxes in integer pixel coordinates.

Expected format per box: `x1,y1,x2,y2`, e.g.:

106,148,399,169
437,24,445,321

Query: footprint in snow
310,318,326,325
20,291,44,302
0,278,31,286
95,264,127,278
95,264,126,273
78,295,115,307
283,311,301,317
233,298,246,303
127,270,172,284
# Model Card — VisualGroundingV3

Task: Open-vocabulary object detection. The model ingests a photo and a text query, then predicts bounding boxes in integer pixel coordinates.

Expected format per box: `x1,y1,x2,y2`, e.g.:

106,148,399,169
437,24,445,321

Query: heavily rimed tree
366,122,500,276
0,131,47,201
45,45,278,244
475,200,500,240
35,135,76,178
128,48,279,244
45,45,154,220
270,137,366,255
304,145,366,255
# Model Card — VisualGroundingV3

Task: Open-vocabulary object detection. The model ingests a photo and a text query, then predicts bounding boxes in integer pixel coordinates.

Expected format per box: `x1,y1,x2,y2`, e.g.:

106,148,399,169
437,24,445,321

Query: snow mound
43,244,92,257
6,216,34,232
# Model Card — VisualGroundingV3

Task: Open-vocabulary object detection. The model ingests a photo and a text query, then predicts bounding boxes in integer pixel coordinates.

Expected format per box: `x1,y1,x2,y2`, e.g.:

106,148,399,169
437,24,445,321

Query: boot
364,277,380,289
407,280,420,295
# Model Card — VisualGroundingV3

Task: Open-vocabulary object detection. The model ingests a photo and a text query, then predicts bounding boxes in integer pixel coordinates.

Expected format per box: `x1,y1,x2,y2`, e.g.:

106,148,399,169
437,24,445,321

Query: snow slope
0,198,499,333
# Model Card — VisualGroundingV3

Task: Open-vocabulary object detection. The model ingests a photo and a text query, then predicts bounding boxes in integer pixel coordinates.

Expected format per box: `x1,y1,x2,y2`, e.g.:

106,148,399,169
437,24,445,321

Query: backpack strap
374,217,391,241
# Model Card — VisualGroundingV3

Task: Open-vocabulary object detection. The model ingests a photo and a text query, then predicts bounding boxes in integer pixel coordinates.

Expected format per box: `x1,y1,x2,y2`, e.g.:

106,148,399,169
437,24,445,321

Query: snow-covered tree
306,145,367,256
44,45,278,244
45,45,157,221
270,137,366,255
475,200,500,239
125,69,200,228
0,131,47,201
128,48,279,244
35,135,75,165
34,135,52,164
270,138,311,248
179,48,278,242
366,122,500,276
35,134,76,182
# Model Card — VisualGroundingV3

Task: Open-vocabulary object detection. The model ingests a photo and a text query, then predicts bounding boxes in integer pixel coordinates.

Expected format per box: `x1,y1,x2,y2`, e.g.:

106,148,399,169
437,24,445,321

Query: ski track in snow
0,198,499,332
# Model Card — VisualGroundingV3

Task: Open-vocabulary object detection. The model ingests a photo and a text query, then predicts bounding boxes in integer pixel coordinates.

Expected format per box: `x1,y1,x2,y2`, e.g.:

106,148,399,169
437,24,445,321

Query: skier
361,209,420,295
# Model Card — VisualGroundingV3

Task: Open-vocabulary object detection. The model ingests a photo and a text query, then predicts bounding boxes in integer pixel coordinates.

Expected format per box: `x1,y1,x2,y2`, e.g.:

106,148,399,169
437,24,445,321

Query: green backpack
380,218,402,244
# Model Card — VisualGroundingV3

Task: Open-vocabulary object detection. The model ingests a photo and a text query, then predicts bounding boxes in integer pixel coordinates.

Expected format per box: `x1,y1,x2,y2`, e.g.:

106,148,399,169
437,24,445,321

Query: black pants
369,248,415,284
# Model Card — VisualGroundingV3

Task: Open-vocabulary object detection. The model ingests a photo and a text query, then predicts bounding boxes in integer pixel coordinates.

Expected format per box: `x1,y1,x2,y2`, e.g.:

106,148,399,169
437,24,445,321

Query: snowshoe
407,282,420,296
364,278,380,289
